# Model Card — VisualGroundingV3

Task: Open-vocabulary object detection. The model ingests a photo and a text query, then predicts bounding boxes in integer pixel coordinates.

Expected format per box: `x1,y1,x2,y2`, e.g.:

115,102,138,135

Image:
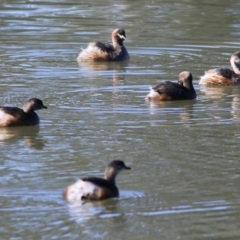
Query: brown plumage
199,51,240,86
0,98,47,127
77,29,129,62
146,71,196,101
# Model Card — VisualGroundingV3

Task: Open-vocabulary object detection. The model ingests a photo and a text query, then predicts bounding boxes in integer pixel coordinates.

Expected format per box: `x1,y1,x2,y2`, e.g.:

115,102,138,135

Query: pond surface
1,0,240,239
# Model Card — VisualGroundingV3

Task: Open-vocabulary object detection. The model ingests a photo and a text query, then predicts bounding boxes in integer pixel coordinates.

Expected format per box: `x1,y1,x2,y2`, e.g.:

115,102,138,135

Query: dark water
1,0,240,239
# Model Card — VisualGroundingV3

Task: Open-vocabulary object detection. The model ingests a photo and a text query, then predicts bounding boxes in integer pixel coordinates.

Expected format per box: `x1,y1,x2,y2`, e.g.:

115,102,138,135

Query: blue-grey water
1,0,240,239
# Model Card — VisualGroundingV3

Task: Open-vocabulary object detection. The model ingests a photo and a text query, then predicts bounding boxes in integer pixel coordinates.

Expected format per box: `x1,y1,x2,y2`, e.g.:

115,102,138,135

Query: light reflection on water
66,190,144,224
141,200,229,216
1,0,240,239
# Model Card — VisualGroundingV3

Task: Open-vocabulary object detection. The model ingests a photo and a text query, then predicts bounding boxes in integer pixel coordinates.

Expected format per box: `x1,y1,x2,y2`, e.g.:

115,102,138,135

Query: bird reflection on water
0,125,45,150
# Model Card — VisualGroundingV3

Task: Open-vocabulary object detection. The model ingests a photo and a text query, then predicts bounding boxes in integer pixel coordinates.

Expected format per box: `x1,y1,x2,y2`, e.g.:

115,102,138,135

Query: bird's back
64,177,119,202
77,41,129,62
0,106,39,127
199,67,240,85
152,81,195,100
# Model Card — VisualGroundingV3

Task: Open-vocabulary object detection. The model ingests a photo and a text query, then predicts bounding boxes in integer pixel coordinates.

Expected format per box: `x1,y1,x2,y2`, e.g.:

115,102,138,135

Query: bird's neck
112,38,124,48
231,58,240,75
104,167,117,184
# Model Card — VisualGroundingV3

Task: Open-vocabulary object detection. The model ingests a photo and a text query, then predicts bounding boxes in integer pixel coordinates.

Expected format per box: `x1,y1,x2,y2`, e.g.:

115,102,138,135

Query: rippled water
1,0,240,239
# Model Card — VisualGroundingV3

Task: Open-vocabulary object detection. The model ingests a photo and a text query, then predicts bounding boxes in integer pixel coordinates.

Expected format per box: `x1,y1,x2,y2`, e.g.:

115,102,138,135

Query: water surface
1,0,240,239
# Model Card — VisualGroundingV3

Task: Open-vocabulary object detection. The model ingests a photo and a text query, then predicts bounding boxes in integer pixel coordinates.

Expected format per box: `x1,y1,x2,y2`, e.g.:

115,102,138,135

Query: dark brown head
230,51,240,74
112,29,126,46
23,98,47,113
104,160,131,182
108,160,131,170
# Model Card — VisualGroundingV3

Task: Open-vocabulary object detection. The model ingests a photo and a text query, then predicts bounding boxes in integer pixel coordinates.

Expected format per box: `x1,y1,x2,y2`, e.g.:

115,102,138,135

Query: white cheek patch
117,34,125,39
66,180,97,202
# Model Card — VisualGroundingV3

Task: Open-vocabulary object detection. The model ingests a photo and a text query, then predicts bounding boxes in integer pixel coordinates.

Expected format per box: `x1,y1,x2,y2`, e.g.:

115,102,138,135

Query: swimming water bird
77,29,130,62
0,98,47,127
199,51,240,86
64,160,131,202
146,71,196,101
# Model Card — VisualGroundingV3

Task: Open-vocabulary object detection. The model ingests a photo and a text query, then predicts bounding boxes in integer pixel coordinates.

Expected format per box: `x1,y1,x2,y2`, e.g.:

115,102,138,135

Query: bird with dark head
199,51,240,86
63,160,131,202
146,71,196,101
77,29,130,62
0,98,47,127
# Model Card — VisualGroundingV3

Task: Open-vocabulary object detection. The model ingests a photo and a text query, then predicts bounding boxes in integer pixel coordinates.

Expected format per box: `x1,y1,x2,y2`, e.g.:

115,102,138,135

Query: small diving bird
0,98,47,127
146,71,196,101
77,28,129,62
199,51,240,86
64,160,131,201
